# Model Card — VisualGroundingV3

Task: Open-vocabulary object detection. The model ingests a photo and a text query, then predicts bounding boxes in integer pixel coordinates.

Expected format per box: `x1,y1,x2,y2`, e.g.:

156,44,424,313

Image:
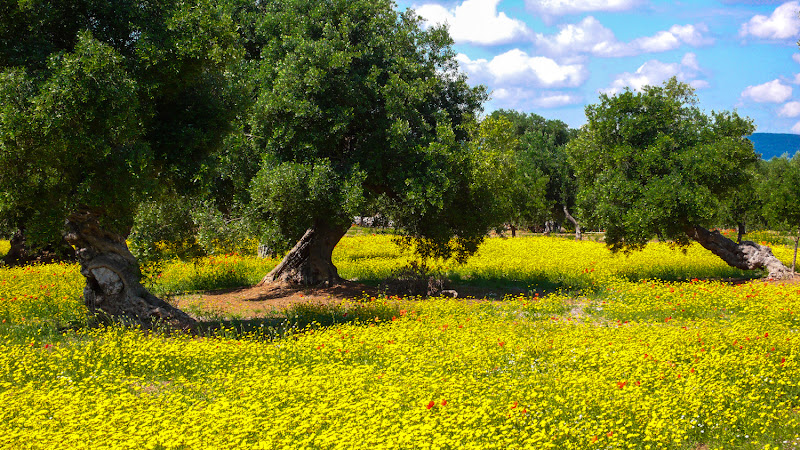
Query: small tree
567,78,791,279
0,0,243,329
761,153,800,274
245,0,507,285
715,169,762,244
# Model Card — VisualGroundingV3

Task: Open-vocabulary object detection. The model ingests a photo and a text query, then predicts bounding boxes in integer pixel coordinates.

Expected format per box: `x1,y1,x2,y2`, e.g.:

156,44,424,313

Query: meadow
0,234,798,449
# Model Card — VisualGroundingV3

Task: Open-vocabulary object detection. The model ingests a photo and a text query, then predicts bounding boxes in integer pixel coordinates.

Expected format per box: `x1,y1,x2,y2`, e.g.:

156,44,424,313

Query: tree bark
687,225,792,280
64,209,197,332
737,221,746,244
509,224,517,238
543,220,558,236
563,205,582,240
2,229,76,266
260,221,349,286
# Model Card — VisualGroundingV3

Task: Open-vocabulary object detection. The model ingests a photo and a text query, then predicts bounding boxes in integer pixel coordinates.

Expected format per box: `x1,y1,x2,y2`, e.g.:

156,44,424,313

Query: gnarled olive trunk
64,210,197,332
260,221,349,286
687,225,792,280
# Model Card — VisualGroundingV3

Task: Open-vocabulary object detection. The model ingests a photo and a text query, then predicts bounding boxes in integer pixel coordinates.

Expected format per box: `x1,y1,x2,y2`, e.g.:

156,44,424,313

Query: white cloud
793,54,800,64
535,17,624,56
493,88,583,108
667,24,714,47
600,53,708,95
741,79,793,103
525,0,638,17
779,101,800,117
740,1,800,40
681,52,701,71
456,50,587,87
791,121,800,133
633,31,681,53
535,17,713,57
416,0,531,45
793,73,800,84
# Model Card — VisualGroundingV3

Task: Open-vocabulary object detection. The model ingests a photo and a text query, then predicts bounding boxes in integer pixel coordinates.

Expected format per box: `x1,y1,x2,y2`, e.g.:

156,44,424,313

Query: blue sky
393,0,800,133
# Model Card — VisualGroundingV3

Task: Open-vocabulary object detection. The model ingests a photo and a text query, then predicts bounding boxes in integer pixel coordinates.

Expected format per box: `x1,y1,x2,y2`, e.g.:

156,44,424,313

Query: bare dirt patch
171,280,527,320
172,281,384,319
170,275,797,321
764,274,800,286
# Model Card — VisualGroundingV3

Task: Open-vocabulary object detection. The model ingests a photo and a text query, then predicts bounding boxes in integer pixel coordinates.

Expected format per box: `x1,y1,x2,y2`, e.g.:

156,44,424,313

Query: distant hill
747,133,800,160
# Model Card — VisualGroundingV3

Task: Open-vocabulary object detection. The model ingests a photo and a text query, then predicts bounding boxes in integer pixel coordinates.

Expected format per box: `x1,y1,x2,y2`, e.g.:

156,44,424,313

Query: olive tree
244,0,508,285
567,78,791,279
0,0,243,329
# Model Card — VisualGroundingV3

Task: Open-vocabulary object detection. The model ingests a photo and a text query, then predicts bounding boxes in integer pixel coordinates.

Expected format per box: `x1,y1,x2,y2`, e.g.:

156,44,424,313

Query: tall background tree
0,0,244,328
488,110,579,237
567,78,791,279
761,153,800,274
243,0,508,285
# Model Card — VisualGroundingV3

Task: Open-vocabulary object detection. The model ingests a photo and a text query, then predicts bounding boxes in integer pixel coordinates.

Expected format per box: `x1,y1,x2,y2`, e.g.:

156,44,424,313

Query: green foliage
0,33,145,242
0,0,243,245
761,152,800,233
714,164,763,238
250,159,366,253
488,109,578,228
129,195,204,263
567,78,758,252
129,193,257,263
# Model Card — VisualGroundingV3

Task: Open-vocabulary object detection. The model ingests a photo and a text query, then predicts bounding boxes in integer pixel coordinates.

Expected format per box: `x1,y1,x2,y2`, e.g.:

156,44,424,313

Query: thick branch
687,225,791,280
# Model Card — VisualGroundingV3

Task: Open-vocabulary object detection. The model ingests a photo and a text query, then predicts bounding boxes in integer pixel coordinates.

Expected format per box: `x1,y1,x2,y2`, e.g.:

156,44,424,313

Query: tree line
0,0,797,330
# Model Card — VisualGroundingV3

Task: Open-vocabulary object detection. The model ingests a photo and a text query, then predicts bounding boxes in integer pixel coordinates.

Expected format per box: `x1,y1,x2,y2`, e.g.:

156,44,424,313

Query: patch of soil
172,275,798,321
172,280,527,320
173,281,384,319
764,274,800,286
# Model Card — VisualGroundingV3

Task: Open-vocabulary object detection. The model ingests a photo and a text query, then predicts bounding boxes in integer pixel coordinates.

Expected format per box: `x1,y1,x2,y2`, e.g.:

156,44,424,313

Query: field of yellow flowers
0,235,798,449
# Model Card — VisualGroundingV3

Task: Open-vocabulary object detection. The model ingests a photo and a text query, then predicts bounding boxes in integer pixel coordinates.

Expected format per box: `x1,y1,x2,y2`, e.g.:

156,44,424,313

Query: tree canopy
0,0,242,245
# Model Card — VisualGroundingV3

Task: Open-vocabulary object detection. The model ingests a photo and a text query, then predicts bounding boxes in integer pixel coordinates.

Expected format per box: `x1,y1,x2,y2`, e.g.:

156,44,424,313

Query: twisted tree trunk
687,225,792,280
260,221,349,286
64,209,197,332
563,205,581,240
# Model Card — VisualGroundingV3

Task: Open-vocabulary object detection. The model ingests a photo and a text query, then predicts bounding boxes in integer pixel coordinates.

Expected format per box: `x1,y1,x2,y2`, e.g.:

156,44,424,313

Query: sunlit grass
1,288,798,449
